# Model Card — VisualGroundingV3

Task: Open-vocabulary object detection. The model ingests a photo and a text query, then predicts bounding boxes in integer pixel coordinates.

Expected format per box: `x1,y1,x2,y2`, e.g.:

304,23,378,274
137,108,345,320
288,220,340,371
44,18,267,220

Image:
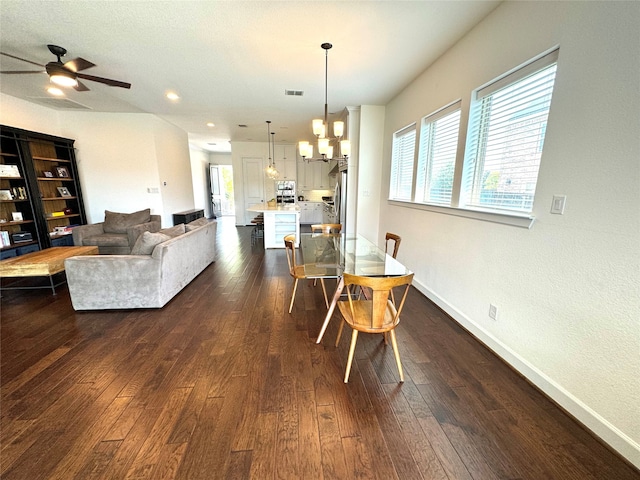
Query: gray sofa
72,208,161,254
65,218,216,310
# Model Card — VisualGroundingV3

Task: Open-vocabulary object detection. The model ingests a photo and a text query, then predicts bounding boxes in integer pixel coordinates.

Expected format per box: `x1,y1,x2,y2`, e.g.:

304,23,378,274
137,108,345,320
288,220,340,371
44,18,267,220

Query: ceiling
0,1,500,153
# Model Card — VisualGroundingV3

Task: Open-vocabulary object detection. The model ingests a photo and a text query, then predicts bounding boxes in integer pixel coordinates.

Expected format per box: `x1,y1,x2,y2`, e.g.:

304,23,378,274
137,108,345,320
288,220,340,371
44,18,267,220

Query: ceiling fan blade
64,57,95,73
0,70,46,74
77,72,131,89
0,51,44,68
74,80,90,92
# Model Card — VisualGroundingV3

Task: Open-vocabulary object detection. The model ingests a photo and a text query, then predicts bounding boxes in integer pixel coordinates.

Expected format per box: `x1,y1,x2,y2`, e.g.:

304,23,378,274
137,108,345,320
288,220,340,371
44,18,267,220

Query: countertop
247,204,300,213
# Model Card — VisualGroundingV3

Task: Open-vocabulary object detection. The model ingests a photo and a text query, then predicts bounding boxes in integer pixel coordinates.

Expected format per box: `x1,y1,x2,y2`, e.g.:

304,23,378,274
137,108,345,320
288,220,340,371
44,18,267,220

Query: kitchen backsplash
298,189,334,202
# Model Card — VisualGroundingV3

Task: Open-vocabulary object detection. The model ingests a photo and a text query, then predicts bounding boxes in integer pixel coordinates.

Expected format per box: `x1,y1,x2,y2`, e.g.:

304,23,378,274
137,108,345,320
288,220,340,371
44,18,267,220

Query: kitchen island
247,204,300,249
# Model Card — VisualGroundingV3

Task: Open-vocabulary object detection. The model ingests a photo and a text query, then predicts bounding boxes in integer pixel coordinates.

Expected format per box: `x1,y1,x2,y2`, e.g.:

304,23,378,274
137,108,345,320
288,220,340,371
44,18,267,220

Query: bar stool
251,214,264,245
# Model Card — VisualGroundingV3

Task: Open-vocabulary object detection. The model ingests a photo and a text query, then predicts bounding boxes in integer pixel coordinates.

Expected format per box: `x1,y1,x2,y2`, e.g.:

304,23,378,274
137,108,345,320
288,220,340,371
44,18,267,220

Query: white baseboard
412,279,640,469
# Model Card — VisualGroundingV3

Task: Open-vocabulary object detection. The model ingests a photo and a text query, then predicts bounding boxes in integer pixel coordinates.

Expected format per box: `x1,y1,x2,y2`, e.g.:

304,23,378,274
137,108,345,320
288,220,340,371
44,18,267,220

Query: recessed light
47,86,64,96
166,92,180,101
206,122,215,127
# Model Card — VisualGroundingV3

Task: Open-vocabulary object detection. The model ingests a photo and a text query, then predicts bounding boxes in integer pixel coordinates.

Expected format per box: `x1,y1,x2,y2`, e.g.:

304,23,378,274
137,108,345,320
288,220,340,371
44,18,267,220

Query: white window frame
388,48,559,229
415,101,461,206
461,49,559,214
389,123,416,201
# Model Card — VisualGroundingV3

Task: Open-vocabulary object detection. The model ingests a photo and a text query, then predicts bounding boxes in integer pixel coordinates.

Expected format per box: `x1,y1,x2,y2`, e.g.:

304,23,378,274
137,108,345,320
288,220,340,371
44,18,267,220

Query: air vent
285,90,304,96
28,97,92,110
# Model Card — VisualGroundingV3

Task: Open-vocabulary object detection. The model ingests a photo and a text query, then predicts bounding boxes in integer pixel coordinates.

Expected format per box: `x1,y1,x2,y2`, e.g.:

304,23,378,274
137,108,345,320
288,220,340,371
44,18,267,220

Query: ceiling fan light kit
47,65,78,88
298,42,350,164
0,44,131,92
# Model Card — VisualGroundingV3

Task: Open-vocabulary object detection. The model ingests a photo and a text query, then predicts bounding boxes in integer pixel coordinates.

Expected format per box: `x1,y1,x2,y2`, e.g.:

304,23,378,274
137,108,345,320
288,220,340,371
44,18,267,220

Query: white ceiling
0,1,500,153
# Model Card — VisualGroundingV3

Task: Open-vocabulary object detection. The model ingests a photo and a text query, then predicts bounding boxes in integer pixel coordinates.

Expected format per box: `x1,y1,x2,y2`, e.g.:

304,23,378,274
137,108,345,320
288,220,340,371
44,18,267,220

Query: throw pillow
103,208,152,233
131,231,170,255
187,217,209,229
159,224,185,237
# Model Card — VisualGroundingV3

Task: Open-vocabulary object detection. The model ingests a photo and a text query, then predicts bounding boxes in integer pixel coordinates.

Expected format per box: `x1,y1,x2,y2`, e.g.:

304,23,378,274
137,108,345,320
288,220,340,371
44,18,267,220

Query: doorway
209,164,235,217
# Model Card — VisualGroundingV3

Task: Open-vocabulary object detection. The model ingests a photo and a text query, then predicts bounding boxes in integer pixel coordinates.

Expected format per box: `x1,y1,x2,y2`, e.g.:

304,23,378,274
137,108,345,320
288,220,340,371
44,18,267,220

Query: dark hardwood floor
1,217,638,479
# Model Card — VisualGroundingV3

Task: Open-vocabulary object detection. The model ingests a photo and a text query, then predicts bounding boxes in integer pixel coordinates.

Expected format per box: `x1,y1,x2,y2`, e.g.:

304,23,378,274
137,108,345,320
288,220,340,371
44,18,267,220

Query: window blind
465,50,558,213
389,125,416,201
416,104,461,205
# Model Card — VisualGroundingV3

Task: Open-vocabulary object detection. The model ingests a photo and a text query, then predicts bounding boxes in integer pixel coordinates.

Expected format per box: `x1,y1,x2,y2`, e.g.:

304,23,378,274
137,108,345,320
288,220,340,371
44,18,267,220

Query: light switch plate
551,195,566,214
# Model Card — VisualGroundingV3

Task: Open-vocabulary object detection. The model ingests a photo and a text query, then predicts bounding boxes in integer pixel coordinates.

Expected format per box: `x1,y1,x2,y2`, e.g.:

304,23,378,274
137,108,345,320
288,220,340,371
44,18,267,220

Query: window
389,124,416,201
415,103,461,205
463,50,558,213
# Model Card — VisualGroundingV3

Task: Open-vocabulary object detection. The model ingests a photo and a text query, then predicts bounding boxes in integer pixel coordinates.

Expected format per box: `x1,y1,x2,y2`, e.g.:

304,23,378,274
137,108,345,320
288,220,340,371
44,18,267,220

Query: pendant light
265,120,279,179
298,43,350,163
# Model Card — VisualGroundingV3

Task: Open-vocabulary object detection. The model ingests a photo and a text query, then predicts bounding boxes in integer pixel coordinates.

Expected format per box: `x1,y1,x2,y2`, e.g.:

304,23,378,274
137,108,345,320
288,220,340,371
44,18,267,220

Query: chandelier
265,120,279,179
298,43,351,163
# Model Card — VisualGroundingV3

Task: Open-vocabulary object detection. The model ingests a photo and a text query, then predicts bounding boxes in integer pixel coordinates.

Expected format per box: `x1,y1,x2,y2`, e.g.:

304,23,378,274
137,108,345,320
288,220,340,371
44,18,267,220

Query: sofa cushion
131,231,171,255
186,217,209,231
159,223,185,237
104,208,152,234
82,233,129,247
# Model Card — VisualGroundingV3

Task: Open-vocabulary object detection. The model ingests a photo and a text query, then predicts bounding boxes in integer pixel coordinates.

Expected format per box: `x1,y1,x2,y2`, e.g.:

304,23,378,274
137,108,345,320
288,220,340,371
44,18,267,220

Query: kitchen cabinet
299,201,323,224
0,125,87,258
263,210,300,249
315,161,335,189
277,147,297,181
297,161,312,189
297,160,336,190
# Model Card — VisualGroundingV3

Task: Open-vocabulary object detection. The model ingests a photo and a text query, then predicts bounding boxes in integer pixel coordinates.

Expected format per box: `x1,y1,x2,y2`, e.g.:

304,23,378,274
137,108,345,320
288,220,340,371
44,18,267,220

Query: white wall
0,95,195,227
0,94,63,134
60,112,164,223
379,1,639,465
354,105,385,241
153,119,194,226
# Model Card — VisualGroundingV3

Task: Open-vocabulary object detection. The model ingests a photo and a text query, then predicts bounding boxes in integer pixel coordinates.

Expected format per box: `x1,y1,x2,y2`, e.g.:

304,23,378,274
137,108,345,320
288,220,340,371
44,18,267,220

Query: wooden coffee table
0,246,98,295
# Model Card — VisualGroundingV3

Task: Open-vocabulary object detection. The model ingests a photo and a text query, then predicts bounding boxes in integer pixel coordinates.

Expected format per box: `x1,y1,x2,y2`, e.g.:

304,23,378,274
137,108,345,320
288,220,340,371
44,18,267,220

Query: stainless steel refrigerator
334,169,347,226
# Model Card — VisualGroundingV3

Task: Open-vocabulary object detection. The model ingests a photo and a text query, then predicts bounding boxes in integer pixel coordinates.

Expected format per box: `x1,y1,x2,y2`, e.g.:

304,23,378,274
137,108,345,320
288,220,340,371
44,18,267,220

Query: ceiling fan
0,44,131,91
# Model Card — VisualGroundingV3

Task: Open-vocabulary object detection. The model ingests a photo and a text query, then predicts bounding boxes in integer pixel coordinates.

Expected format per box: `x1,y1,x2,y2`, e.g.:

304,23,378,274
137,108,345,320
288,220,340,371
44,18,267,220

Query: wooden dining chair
284,234,329,313
357,232,403,303
309,224,342,288
335,272,414,383
311,223,342,234
385,232,401,259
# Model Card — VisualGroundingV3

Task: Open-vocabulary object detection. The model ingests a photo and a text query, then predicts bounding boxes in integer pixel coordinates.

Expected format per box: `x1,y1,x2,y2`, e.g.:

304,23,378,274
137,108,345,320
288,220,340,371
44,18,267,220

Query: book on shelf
0,164,20,177
0,230,12,247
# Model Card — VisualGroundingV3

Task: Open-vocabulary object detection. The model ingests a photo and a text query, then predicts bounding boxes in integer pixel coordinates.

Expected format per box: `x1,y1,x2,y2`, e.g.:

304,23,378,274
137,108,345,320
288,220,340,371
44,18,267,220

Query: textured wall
379,1,640,465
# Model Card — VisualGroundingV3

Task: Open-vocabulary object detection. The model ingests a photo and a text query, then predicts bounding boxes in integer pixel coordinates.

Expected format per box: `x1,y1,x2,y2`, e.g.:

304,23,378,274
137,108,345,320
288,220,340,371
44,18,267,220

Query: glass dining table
299,233,412,343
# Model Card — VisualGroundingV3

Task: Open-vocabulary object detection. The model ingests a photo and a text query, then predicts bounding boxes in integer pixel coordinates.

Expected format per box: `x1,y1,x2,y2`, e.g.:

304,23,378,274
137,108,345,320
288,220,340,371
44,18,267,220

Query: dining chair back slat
336,272,414,382
284,234,329,313
385,232,401,259
311,224,342,234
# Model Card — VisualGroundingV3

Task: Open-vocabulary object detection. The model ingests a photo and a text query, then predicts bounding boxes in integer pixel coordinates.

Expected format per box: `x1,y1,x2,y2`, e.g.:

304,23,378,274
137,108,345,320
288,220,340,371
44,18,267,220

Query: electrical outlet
489,304,498,320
